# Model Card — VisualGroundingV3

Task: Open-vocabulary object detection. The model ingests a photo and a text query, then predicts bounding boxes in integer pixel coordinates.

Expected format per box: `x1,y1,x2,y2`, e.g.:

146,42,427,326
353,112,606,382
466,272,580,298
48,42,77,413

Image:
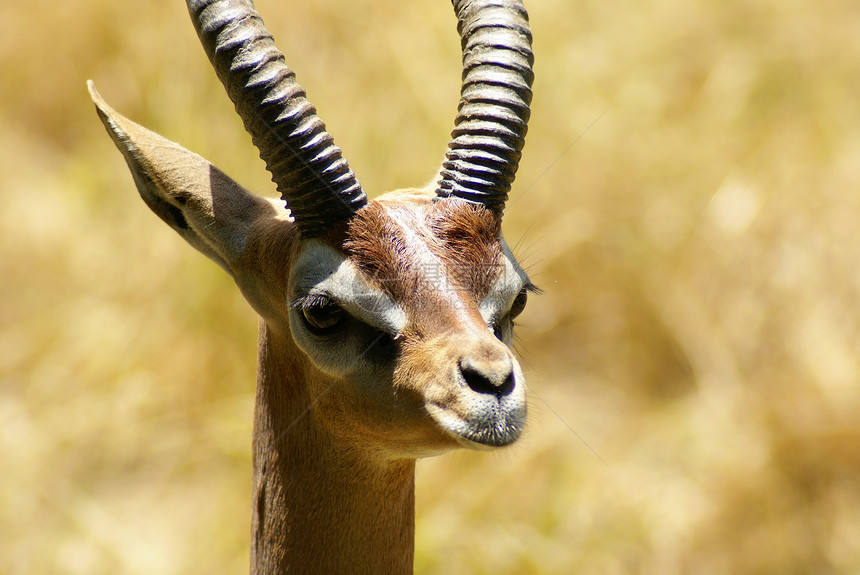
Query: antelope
89,0,534,572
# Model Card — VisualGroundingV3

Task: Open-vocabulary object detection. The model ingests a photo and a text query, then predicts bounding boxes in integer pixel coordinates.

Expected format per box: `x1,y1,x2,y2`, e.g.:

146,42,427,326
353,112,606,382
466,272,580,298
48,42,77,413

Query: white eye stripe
290,232,530,337
478,237,530,325
291,240,407,335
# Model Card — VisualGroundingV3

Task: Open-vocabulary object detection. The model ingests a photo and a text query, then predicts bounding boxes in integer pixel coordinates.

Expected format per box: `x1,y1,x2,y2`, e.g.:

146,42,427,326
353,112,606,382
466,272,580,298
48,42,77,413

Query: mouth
426,395,527,449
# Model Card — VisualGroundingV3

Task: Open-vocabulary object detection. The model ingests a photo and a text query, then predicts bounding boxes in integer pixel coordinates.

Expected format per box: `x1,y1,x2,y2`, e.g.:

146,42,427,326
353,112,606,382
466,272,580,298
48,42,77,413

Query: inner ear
141,187,189,232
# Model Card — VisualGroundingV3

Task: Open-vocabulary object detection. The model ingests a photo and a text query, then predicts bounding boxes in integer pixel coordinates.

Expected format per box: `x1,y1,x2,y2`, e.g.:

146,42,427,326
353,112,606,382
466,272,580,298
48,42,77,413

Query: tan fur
251,322,417,573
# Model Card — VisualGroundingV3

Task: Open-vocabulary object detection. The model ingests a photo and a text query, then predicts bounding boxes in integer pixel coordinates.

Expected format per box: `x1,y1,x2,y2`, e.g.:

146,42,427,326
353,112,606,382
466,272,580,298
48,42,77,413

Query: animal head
89,0,535,457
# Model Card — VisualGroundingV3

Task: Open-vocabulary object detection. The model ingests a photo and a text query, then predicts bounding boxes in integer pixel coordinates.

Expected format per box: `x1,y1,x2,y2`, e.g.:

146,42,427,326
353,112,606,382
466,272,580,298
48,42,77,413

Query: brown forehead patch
344,201,417,297
344,197,504,306
426,200,503,300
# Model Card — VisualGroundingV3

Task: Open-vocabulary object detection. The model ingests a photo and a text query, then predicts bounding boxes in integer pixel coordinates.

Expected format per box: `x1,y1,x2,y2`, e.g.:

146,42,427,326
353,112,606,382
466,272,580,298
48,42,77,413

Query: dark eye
301,301,344,336
509,289,528,319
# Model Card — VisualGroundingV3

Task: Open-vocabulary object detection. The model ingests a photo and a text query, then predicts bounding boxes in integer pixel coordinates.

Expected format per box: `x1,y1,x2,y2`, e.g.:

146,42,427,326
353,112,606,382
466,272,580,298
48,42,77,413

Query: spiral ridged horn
187,0,367,237
436,0,534,213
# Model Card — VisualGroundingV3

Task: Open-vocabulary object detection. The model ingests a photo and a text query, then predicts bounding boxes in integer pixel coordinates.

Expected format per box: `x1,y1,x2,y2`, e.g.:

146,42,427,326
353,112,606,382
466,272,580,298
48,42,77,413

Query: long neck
251,321,416,574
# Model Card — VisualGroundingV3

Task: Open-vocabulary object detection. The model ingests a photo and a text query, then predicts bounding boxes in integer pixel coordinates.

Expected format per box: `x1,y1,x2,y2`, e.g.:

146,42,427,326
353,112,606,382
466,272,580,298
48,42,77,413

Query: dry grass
3,0,860,573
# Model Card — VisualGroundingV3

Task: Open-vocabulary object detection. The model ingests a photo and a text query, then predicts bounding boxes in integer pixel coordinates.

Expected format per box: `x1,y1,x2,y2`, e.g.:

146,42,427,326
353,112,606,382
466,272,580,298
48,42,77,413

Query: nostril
460,358,516,398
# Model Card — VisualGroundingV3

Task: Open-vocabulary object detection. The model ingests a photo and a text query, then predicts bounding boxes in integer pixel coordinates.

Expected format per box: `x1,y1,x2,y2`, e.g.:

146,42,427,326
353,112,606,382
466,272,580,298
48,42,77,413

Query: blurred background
3,0,860,573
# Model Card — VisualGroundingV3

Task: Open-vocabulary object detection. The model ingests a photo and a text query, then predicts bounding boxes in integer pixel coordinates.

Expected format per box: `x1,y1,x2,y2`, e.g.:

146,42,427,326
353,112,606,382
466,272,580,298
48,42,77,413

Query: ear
88,81,284,277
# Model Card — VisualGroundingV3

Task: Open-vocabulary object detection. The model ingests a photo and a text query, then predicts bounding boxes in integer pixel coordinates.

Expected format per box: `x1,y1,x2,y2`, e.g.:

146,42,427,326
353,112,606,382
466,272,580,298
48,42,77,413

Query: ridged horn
436,0,534,213
187,0,367,237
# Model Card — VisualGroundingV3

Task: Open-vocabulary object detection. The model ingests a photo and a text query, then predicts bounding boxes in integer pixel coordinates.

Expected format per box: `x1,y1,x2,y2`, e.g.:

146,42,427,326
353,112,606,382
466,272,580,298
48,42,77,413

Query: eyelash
290,293,333,310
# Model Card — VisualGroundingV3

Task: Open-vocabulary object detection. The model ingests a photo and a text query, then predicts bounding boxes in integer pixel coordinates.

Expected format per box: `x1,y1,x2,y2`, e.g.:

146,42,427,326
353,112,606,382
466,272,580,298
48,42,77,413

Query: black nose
459,356,516,398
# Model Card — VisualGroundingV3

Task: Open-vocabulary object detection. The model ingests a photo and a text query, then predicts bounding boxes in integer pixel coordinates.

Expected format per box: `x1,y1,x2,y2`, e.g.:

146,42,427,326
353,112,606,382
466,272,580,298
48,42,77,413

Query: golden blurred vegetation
2,0,860,573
